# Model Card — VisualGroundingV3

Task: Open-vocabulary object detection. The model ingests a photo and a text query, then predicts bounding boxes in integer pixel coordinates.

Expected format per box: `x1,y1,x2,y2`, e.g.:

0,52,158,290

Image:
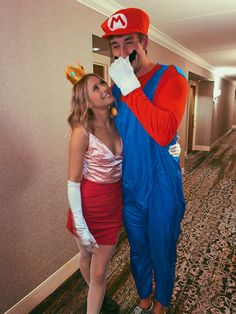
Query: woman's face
87,76,115,109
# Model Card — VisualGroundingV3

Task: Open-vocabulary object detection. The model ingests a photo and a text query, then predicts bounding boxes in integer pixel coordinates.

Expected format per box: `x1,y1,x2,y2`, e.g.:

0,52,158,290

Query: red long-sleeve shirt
121,64,188,146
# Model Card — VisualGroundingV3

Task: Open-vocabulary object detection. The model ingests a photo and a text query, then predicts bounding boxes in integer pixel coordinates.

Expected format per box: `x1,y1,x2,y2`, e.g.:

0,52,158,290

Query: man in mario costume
101,7,188,314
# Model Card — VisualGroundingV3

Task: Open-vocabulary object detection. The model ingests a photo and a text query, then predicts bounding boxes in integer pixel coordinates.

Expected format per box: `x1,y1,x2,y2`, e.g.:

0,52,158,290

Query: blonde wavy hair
67,73,99,132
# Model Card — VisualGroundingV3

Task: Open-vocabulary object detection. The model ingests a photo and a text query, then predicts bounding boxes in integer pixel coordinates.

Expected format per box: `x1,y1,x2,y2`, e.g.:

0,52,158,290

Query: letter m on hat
108,13,128,31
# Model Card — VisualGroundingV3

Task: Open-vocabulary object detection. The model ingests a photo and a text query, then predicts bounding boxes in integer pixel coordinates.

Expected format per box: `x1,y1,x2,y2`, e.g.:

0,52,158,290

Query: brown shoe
132,301,153,313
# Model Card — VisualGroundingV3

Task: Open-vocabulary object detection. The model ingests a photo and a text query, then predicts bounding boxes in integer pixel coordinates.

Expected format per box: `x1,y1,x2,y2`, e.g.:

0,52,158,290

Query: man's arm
121,68,188,146
109,58,188,146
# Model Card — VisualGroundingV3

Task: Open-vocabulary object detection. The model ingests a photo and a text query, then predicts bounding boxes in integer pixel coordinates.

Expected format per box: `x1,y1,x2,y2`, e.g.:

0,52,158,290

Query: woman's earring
110,103,118,117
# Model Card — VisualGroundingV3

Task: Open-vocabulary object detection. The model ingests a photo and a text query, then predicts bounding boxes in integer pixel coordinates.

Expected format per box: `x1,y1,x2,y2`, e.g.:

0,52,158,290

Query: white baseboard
232,125,236,129
193,129,232,152
210,129,232,150
4,253,80,314
193,145,210,151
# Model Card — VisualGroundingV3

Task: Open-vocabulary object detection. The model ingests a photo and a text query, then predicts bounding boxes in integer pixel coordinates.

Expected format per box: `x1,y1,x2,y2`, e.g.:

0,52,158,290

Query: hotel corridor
30,131,236,314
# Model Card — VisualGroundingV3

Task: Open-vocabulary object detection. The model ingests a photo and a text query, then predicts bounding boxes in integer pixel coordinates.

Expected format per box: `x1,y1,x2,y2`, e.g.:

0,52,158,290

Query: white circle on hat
108,13,128,31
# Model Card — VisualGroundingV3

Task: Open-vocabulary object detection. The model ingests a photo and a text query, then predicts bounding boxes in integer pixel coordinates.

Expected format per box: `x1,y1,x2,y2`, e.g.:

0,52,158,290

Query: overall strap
112,64,169,101
143,64,169,102
113,63,186,100
174,65,187,79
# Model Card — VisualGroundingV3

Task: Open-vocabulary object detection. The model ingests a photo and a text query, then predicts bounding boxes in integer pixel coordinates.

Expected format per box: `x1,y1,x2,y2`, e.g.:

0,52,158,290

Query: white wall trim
77,0,122,17
193,129,232,152
4,254,80,314
148,26,213,72
77,0,214,74
192,84,199,151
232,125,236,129
210,129,232,150
194,145,210,152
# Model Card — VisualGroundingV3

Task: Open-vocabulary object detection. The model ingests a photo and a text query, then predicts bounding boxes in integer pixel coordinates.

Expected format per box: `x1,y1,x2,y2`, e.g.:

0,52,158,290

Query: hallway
31,131,236,314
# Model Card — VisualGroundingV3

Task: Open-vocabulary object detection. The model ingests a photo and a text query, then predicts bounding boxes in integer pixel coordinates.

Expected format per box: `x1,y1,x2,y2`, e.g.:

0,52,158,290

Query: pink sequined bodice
83,133,122,183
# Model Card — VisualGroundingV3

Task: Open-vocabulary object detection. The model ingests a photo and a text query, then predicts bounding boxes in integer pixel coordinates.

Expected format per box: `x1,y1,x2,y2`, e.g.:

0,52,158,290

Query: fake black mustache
114,50,137,63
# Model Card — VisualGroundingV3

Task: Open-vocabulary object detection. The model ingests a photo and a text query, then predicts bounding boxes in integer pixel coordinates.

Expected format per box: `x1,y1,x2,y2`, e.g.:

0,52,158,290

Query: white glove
67,181,99,252
168,136,181,157
109,56,141,96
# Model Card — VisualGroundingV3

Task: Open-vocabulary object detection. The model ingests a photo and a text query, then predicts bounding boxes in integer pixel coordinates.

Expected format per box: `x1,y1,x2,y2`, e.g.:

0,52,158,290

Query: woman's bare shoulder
70,126,89,148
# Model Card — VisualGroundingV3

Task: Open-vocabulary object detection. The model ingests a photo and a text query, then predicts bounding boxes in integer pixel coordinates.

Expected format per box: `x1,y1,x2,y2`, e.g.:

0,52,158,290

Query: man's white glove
168,136,181,157
67,181,99,252
109,56,141,96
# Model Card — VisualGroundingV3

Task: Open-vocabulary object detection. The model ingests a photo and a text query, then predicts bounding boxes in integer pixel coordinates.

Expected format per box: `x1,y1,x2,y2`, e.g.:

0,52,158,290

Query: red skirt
66,178,123,245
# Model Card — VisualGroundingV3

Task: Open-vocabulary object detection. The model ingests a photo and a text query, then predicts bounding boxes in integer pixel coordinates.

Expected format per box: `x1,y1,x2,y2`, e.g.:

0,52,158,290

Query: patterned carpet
31,131,236,314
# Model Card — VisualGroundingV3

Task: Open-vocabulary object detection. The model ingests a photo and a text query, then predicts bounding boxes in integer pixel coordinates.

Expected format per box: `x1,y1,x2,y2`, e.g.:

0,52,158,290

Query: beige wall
0,1,235,312
0,0,106,312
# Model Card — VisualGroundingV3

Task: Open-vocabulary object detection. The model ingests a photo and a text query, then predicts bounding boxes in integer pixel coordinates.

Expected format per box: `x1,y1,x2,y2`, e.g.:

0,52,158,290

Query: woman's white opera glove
168,142,181,157
67,180,99,252
168,136,181,157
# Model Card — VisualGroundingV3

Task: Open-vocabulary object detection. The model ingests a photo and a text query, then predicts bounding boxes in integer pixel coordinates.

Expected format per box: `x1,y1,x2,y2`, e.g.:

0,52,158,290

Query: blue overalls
112,65,186,306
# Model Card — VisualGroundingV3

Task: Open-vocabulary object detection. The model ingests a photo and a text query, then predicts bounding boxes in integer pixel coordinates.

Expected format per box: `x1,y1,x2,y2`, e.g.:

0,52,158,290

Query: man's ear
142,35,148,50
139,34,148,52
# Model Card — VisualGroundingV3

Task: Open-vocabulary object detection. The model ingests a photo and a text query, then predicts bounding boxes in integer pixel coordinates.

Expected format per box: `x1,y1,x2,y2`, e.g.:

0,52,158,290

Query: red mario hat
101,8,150,39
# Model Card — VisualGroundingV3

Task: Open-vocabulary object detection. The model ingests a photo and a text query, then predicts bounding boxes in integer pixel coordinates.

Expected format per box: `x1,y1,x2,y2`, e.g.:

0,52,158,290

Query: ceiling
81,0,236,83
115,0,236,81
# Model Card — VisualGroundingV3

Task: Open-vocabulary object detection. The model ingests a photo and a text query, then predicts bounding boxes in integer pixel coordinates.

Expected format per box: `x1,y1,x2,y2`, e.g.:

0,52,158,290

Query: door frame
186,80,199,153
92,53,111,85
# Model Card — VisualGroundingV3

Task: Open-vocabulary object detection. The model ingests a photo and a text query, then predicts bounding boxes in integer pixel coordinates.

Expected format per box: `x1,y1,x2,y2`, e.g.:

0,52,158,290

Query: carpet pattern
31,131,236,314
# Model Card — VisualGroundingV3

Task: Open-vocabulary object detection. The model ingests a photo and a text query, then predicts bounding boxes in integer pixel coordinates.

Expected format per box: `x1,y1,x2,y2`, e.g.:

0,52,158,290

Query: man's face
109,33,147,74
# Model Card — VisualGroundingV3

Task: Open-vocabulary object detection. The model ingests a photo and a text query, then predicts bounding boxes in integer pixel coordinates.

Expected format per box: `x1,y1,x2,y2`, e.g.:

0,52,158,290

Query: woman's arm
67,127,98,252
68,126,88,182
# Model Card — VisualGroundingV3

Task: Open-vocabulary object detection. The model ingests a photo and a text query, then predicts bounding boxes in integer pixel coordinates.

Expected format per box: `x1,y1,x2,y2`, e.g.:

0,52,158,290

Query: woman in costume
65,67,122,314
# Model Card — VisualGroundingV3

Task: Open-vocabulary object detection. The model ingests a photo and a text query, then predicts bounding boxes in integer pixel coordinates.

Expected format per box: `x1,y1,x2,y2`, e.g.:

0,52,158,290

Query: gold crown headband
64,63,85,85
